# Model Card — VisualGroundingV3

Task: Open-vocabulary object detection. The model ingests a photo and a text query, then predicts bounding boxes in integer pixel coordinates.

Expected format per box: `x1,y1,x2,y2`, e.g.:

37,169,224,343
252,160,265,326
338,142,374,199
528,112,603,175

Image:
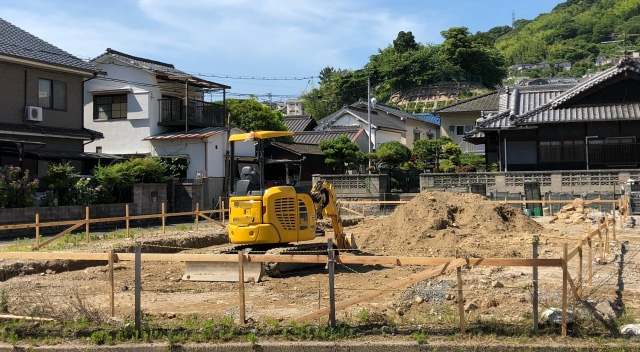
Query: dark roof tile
0,18,97,73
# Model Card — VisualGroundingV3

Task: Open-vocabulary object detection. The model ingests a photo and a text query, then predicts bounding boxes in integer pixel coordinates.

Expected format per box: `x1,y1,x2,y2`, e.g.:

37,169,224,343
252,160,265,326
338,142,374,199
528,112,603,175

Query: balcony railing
158,98,225,128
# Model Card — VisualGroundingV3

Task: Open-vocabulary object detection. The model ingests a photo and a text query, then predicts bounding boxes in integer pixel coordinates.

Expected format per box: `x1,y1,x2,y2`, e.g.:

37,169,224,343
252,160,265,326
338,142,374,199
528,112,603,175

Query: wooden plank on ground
340,207,364,217
466,258,562,267
295,258,467,323
0,252,110,260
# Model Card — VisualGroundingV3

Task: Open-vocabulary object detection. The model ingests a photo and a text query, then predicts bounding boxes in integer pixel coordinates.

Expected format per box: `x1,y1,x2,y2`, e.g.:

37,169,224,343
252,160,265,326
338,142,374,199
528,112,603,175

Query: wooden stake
85,206,90,243
108,249,115,317
588,237,593,287
456,250,465,334
222,200,225,225
35,214,40,249
562,243,568,337
549,194,553,216
161,203,166,234
578,245,583,297
126,204,130,238
238,251,245,324
195,203,200,231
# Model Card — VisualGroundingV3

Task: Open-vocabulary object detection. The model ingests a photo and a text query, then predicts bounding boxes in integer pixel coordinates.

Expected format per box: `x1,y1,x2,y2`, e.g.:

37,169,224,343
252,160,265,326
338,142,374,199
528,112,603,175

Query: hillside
493,0,640,65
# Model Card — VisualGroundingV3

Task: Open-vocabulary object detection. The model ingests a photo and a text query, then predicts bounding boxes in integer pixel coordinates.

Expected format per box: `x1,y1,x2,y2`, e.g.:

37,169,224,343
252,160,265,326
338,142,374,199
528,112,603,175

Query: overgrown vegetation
0,166,39,208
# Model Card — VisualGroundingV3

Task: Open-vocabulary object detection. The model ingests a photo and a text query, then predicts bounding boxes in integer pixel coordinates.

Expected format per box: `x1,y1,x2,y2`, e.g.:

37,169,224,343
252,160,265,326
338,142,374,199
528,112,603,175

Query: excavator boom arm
311,181,350,249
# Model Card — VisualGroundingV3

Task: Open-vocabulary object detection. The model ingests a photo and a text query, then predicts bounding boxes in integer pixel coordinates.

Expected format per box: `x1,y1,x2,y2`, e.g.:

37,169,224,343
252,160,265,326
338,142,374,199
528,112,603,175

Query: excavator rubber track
182,242,336,283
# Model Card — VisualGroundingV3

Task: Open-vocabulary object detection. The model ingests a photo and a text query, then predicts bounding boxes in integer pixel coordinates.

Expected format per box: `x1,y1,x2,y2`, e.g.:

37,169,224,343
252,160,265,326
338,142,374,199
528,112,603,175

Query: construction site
0,188,638,349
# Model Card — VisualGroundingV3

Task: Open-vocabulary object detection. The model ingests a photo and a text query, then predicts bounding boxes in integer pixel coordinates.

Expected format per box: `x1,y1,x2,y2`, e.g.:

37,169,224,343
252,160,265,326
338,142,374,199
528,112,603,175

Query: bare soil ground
0,191,638,336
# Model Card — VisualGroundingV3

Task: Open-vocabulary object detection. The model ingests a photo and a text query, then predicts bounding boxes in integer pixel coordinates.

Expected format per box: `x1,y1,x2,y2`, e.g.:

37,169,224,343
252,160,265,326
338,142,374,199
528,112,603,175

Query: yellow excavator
183,131,356,282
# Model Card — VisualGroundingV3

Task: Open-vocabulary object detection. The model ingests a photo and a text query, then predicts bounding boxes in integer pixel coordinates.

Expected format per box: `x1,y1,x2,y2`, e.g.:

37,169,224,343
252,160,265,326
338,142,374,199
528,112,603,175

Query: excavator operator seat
235,166,260,196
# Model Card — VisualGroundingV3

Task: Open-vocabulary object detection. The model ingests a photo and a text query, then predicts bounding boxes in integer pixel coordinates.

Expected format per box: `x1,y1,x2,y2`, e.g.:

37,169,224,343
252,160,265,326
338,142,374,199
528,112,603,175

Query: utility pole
367,76,372,171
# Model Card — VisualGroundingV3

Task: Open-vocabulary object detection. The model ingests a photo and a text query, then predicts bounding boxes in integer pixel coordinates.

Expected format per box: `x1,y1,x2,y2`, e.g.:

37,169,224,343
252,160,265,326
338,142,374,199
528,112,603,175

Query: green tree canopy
412,136,455,171
374,141,412,170
318,135,366,174
227,97,288,132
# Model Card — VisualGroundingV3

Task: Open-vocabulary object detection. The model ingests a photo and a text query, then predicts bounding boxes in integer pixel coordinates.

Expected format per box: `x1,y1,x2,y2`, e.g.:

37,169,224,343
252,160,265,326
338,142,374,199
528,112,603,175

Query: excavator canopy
229,131,294,142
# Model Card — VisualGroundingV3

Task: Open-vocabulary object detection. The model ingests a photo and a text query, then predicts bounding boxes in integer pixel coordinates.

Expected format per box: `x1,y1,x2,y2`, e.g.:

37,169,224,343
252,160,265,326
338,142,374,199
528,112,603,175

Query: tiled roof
96,48,184,75
432,91,500,113
316,106,405,131
284,115,317,132
270,142,324,155
93,48,230,89
468,61,640,140
293,128,363,145
145,127,227,140
414,113,441,125
0,122,103,140
351,100,423,122
0,18,97,73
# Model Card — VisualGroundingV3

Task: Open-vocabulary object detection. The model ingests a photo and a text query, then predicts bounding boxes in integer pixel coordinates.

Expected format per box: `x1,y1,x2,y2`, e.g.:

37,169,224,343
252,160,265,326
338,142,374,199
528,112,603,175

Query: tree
440,27,507,88
226,97,288,132
393,31,418,53
318,135,365,173
412,136,455,171
374,141,411,171
460,153,486,172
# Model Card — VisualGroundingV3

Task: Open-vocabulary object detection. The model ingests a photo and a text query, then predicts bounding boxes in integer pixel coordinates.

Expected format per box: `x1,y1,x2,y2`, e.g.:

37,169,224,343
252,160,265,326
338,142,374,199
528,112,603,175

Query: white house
83,48,233,207
314,100,439,153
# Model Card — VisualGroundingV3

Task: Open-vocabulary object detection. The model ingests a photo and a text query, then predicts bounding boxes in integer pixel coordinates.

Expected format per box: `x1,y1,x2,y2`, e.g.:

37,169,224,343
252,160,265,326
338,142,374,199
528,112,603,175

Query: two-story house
314,100,439,153
84,48,235,208
0,18,106,176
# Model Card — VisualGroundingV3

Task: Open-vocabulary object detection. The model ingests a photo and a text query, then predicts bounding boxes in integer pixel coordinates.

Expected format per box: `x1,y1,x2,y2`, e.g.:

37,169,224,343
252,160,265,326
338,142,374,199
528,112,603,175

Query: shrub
0,166,39,208
93,158,170,204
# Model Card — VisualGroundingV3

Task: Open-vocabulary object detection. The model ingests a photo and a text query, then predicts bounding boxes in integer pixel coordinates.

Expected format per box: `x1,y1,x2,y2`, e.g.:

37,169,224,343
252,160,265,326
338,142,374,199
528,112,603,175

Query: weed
0,289,8,313
7,331,19,345
411,329,427,344
356,308,369,324
175,224,192,231
248,332,257,345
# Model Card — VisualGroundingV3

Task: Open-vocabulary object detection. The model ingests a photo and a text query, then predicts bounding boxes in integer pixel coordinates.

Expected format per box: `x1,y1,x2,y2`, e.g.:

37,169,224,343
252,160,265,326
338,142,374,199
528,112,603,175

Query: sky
1,0,565,101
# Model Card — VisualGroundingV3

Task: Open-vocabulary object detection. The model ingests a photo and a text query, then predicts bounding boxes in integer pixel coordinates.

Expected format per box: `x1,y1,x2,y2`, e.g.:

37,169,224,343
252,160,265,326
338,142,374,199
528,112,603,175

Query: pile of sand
355,191,543,256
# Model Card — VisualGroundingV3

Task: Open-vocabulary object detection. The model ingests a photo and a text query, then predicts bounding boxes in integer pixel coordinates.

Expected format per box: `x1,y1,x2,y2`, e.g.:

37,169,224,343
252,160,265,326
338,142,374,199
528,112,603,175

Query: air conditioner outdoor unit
25,106,43,122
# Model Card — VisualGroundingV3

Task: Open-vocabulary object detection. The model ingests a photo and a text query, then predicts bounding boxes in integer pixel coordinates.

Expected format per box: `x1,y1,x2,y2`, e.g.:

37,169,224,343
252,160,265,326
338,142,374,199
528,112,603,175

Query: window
38,79,66,110
96,146,102,153
539,140,585,163
413,132,421,141
94,94,127,119
455,125,473,136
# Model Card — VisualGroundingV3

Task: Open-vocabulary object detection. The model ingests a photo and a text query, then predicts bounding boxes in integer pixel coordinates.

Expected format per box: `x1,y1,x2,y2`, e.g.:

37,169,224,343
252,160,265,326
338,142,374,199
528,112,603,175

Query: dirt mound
356,191,543,256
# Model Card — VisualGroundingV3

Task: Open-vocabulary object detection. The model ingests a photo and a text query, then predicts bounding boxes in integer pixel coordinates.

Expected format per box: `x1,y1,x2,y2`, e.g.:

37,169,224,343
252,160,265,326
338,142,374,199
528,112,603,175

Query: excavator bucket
182,261,264,283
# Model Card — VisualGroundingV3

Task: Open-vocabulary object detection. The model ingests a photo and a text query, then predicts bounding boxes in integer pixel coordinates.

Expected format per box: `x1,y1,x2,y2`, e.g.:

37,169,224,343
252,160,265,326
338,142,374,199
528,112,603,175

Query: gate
390,169,421,193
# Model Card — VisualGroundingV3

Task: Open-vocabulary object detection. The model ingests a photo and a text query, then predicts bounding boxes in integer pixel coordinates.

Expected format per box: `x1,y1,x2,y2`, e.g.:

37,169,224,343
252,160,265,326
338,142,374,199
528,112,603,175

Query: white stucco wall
84,57,204,155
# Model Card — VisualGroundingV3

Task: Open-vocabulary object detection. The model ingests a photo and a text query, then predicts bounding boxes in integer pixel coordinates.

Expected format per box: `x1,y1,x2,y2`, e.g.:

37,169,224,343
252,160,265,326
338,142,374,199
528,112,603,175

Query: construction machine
183,131,355,282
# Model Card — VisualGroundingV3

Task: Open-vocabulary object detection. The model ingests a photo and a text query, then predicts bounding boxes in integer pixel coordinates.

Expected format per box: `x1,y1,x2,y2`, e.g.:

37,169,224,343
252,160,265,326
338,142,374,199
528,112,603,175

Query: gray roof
293,128,364,145
351,100,424,122
284,115,317,132
0,18,97,74
432,91,500,113
316,106,405,131
0,122,103,140
93,48,230,89
271,142,324,155
94,48,184,75
469,59,640,139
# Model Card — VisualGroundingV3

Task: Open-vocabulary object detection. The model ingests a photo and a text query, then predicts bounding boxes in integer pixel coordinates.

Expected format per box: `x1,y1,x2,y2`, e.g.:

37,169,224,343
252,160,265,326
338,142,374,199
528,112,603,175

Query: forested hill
492,0,640,65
